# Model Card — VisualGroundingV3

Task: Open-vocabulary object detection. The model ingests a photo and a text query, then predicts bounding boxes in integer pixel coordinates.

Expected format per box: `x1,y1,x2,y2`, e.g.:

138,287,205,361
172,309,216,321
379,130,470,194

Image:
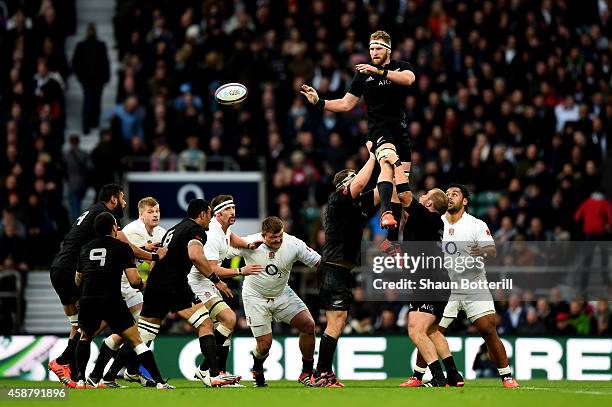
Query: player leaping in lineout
228,216,320,387
301,30,415,244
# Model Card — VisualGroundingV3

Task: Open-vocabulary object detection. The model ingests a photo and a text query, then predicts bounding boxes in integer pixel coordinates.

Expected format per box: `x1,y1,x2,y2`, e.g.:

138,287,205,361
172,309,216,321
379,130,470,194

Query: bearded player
301,30,415,245
188,195,263,385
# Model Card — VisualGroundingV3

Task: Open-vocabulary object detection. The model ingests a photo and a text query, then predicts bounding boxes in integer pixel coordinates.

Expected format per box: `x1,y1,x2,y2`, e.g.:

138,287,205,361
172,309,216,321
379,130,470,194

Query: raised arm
300,85,361,113
355,64,415,86
350,143,377,198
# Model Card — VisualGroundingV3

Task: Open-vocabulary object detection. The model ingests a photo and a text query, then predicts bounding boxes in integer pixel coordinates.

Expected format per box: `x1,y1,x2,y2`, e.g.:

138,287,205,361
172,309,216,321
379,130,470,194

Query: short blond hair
370,30,391,46
138,197,159,214
429,188,448,214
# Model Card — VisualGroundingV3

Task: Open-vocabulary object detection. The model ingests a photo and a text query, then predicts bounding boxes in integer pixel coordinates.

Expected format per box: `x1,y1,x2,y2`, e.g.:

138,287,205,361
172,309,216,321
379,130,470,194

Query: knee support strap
187,307,210,329
138,320,160,344
208,300,230,320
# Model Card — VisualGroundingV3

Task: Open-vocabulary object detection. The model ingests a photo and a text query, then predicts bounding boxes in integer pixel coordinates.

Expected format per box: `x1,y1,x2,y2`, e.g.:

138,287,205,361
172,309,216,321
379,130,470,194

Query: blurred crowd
1,0,612,334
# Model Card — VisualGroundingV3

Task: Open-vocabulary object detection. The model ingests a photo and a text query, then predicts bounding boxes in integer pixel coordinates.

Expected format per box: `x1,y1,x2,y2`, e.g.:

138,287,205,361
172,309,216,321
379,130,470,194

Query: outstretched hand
300,84,319,105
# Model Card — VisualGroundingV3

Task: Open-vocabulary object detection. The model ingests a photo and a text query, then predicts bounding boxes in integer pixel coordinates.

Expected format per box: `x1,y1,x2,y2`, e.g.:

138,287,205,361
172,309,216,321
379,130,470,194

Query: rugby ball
214,82,248,105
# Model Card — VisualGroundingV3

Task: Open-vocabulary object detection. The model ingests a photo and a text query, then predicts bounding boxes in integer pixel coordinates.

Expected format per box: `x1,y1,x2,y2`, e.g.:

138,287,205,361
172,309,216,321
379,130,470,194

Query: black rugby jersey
52,202,120,272
403,199,444,242
147,217,207,286
321,188,376,267
348,60,414,140
78,236,135,298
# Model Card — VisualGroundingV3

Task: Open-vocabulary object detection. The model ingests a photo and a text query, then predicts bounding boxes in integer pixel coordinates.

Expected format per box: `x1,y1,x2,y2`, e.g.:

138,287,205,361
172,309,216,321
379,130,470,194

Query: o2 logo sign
444,241,458,256
265,264,283,279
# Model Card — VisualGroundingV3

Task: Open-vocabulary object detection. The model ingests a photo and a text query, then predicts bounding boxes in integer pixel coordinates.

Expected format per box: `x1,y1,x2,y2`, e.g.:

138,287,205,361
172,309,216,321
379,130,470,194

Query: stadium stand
0,0,610,336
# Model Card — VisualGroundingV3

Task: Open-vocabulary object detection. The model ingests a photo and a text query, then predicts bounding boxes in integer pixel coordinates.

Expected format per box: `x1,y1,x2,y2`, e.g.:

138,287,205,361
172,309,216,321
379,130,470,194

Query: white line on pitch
522,387,612,396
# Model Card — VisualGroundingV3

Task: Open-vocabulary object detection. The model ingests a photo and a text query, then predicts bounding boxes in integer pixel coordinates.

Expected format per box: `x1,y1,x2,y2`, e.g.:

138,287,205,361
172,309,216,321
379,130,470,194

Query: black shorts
317,262,353,311
141,280,195,320
407,301,448,319
79,296,134,338
369,130,412,163
50,266,81,306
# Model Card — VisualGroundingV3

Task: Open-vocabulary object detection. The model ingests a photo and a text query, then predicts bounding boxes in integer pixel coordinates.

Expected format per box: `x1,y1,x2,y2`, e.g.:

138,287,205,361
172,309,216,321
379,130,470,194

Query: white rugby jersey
122,218,167,247
121,218,166,289
189,217,231,282
233,233,321,298
442,211,494,284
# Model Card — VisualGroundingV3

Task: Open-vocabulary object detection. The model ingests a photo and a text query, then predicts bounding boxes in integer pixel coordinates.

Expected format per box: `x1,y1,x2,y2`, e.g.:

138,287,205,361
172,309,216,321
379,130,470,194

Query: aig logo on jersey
420,304,434,313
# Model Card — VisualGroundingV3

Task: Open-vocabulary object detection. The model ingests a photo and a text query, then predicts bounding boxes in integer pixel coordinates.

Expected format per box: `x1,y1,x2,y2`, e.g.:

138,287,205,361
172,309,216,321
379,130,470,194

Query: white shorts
243,287,308,337
188,274,222,304
439,293,496,329
121,276,144,309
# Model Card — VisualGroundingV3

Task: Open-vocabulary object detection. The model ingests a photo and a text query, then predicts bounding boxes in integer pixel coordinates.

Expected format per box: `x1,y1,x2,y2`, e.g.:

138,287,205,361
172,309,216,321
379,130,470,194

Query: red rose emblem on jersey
449,228,454,235
486,229,491,236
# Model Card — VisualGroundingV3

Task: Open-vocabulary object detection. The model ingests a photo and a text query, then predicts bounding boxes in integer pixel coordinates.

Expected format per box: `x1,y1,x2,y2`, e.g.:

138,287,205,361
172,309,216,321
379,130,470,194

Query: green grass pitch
1,379,611,407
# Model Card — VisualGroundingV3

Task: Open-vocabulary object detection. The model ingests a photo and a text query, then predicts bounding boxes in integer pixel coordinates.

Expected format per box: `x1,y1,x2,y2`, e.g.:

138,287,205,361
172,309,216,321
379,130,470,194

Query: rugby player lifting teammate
48,184,166,387
229,216,320,387
301,30,415,235
311,142,380,387
73,213,172,389
383,157,455,387
404,185,519,388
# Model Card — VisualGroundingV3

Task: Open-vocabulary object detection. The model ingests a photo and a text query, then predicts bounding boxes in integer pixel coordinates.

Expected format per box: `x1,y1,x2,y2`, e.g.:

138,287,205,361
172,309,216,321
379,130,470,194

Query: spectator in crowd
568,298,596,335
574,191,612,292
63,135,91,222
177,134,206,171
90,129,119,195
0,221,28,273
593,299,611,336
473,343,498,378
109,95,145,145
517,308,549,336
501,294,527,335
72,23,110,134
536,296,555,330
554,312,577,335
150,137,176,172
